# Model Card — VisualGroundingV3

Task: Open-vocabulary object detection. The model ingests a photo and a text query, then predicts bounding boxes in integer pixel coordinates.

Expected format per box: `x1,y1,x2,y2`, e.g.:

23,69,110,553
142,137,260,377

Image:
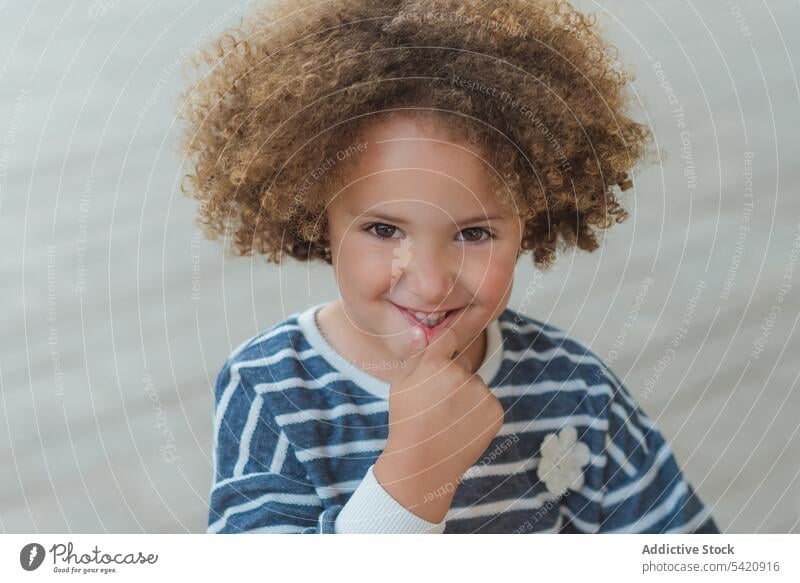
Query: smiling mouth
390,302,464,334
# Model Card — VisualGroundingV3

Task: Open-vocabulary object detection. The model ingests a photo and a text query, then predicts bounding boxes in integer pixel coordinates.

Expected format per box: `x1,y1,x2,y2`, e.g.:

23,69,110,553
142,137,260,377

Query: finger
422,325,459,364
399,325,428,378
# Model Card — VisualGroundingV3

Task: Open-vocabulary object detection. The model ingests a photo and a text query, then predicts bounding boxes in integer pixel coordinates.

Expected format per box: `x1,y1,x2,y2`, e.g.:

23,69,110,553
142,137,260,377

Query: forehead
334,115,505,220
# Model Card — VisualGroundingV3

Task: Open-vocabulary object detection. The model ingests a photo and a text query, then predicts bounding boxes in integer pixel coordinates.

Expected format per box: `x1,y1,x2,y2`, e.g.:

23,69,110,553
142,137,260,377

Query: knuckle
485,398,505,428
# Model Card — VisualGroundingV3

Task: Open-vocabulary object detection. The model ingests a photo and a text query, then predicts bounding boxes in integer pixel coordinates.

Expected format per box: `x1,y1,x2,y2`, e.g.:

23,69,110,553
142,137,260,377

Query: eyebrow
362,212,506,225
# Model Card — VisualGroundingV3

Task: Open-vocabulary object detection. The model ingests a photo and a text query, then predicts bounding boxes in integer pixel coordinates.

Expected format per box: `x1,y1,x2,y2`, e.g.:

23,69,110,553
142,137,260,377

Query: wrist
374,449,457,524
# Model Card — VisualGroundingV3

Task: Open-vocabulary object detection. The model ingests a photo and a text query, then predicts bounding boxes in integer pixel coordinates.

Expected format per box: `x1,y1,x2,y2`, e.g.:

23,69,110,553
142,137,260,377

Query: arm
208,360,337,533
338,326,503,533
334,464,447,533
595,368,720,533
208,358,445,533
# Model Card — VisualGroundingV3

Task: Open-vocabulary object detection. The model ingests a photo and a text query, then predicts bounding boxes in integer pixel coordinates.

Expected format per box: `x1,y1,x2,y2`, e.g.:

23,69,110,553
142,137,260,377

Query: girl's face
325,115,523,363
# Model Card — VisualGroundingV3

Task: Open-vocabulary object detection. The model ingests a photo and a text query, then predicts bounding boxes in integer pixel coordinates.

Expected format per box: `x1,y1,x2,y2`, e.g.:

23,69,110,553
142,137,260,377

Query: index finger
422,325,459,364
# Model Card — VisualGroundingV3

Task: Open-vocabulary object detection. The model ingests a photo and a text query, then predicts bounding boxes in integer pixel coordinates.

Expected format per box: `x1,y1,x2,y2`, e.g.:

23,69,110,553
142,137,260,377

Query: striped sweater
208,303,719,534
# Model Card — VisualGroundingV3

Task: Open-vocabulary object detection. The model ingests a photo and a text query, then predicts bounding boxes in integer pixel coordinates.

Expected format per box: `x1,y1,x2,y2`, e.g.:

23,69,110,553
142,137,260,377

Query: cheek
464,249,517,302
335,237,393,295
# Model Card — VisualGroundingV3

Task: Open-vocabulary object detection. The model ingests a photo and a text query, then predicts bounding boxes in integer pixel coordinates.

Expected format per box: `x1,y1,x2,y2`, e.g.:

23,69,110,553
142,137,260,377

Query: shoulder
499,310,666,471
213,309,315,404
492,309,624,433
494,307,647,432
496,307,610,386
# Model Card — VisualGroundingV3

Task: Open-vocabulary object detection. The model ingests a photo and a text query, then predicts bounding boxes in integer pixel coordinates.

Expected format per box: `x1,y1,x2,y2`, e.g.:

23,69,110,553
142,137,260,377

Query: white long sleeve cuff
334,464,447,534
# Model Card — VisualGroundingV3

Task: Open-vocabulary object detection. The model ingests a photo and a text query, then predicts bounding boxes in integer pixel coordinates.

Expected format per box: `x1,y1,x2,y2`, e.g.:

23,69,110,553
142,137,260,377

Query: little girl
180,0,719,534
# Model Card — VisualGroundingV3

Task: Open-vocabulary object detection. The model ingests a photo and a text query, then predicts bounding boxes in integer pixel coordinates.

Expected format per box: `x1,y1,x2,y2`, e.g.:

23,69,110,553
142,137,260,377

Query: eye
365,223,403,239
457,227,494,243
363,223,495,243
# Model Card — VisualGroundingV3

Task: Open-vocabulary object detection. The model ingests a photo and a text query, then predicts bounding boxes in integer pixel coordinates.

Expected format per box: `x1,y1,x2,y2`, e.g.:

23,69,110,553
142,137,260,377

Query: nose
395,240,458,305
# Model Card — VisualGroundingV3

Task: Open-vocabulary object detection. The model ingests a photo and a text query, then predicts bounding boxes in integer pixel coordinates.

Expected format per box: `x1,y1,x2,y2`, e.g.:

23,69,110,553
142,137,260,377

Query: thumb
399,326,428,377
409,325,428,354
421,325,459,364
404,325,460,375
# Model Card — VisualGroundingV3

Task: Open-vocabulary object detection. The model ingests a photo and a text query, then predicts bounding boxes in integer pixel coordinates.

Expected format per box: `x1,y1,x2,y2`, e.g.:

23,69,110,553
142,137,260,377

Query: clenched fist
374,325,505,523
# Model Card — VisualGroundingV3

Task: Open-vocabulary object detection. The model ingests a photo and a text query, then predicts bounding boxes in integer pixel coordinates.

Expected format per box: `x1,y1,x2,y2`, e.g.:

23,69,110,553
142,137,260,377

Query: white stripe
315,458,600,501
499,320,566,338
602,441,672,506
208,492,322,533
594,367,644,416
230,323,303,360
212,376,240,474
505,345,597,367
233,394,264,477
560,505,600,532
500,321,645,409
465,456,612,502
499,320,587,349
500,321,607,363
576,483,603,505
605,377,642,413
501,321,657,436
637,409,656,430
273,377,613,426
541,512,564,533
497,414,609,436
211,471,280,493
610,402,650,455
491,378,614,400
244,524,306,534
605,479,689,533
212,346,313,469
294,438,386,463
317,507,337,533
315,479,362,500
269,431,290,474
276,400,387,426
604,435,638,479
460,457,538,481
294,414,607,464
447,490,555,522
590,453,607,468
253,370,345,394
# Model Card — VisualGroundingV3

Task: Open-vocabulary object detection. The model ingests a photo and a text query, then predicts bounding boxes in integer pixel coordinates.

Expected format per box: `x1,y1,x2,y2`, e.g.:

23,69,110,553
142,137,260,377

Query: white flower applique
536,426,591,497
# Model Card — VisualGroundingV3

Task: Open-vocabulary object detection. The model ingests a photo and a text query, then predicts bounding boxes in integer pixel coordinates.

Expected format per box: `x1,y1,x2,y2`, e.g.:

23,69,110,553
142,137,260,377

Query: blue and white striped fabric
208,303,719,534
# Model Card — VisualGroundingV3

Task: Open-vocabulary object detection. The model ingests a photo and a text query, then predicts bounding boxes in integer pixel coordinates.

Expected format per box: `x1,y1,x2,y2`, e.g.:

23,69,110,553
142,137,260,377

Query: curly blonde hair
179,0,653,269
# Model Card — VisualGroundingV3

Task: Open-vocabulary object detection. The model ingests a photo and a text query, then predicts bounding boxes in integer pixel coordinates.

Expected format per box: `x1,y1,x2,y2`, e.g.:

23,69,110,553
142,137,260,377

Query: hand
373,324,505,523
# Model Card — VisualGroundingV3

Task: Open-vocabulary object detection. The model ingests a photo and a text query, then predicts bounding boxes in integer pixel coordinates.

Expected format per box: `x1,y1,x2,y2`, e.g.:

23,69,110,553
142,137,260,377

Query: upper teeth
412,310,447,325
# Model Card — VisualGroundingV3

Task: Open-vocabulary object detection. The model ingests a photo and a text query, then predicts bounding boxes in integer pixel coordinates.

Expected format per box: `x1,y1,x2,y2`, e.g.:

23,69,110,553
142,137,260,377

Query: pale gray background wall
1,0,798,533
